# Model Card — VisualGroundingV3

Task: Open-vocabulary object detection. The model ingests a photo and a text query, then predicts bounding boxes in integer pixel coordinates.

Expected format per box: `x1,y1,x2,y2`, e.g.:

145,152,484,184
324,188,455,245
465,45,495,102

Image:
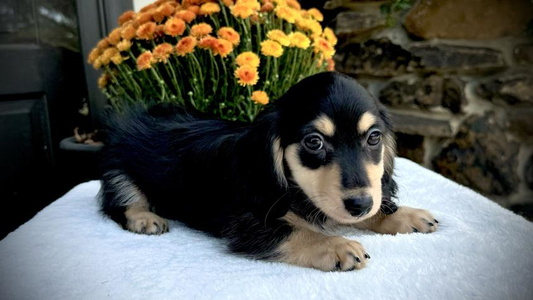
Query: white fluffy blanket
1,158,532,300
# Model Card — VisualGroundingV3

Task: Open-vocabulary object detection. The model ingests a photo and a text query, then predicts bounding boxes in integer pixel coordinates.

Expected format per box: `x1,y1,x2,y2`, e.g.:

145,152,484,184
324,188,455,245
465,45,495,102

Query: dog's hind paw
126,211,169,235
278,230,369,271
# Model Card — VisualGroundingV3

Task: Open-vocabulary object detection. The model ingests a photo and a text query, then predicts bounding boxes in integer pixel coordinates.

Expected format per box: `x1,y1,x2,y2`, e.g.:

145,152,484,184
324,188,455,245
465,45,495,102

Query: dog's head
269,72,395,224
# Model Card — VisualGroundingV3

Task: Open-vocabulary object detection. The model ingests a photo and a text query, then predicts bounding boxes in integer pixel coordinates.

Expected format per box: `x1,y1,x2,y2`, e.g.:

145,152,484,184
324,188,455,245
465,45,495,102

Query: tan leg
355,206,438,234
124,201,169,235
276,212,370,271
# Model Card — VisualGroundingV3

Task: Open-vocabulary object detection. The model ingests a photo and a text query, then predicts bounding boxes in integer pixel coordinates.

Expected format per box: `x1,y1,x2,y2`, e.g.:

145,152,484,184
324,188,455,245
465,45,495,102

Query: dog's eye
367,130,382,146
303,133,324,152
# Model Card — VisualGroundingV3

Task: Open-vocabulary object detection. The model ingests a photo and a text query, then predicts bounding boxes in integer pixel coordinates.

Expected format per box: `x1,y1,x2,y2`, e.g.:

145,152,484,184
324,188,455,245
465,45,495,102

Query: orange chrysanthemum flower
175,10,196,23
88,48,101,64
96,38,109,50
137,51,154,70
110,53,124,65
313,37,335,59
260,40,283,58
222,0,234,7
153,43,174,62
190,23,213,37
234,65,259,86
121,24,137,41
260,2,274,12
251,90,269,105
107,28,122,45
197,36,217,49
118,10,135,26
101,47,119,65
164,17,186,36
288,32,310,49
116,39,132,52
134,12,153,27
199,2,221,15
92,57,102,69
267,29,290,46
236,51,260,68
154,2,176,21
217,27,240,46
176,36,197,56
187,5,201,15
136,22,157,40
212,39,233,58
98,73,110,88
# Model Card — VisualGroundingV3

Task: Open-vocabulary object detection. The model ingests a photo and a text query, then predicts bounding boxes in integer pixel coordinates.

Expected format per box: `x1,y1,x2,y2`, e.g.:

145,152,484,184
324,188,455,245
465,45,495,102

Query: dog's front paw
278,230,370,271
126,211,169,235
374,206,438,234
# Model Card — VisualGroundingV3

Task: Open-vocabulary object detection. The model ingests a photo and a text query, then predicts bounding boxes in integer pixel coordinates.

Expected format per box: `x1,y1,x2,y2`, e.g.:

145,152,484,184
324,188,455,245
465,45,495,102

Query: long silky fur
99,71,398,260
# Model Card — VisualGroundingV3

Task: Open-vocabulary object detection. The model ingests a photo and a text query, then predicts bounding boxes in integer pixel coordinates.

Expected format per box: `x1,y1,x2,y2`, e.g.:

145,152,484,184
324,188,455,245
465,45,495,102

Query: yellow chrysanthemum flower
275,5,299,23
116,39,132,52
323,27,338,46
306,8,324,21
98,73,110,88
313,37,335,59
251,90,269,105
199,2,221,15
260,40,284,58
288,32,310,49
236,51,260,68
267,29,290,46
296,18,322,36
230,3,256,19
190,23,213,37
234,65,259,86
164,17,186,37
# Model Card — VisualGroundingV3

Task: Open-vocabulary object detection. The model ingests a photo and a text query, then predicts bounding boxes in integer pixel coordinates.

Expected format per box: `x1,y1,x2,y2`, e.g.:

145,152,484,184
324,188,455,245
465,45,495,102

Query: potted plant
86,0,337,122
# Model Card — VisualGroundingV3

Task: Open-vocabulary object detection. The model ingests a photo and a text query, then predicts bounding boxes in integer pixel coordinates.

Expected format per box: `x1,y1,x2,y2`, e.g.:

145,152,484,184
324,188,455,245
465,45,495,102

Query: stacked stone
326,0,533,216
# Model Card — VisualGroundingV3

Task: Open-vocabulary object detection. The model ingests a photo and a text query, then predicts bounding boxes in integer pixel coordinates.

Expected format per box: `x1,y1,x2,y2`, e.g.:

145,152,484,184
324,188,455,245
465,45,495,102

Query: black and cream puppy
99,71,438,271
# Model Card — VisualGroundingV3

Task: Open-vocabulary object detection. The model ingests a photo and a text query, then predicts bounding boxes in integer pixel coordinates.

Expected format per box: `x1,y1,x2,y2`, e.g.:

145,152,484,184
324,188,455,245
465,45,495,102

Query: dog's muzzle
343,196,373,217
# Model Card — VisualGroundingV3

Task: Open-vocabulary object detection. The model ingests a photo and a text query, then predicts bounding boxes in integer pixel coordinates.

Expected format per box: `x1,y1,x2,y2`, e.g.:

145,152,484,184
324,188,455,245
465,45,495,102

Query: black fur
99,72,397,260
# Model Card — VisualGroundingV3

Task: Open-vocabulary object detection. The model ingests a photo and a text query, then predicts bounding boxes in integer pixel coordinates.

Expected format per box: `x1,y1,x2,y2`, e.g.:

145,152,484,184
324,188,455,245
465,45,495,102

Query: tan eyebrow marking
312,115,336,137
358,112,376,134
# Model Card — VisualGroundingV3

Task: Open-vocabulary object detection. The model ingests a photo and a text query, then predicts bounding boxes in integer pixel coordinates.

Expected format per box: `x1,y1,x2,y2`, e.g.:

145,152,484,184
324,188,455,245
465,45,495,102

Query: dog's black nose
343,196,373,217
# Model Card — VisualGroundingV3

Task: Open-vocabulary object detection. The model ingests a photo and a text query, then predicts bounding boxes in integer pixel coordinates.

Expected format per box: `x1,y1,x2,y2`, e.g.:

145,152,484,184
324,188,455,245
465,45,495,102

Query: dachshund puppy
99,71,438,271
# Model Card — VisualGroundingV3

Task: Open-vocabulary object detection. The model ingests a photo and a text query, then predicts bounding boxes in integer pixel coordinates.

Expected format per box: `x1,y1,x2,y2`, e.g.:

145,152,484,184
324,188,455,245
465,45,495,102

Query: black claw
428,222,434,227
364,253,371,259
335,261,341,270
345,266,356,272
434,219,439,224
412,227,419,233
354,256,361,263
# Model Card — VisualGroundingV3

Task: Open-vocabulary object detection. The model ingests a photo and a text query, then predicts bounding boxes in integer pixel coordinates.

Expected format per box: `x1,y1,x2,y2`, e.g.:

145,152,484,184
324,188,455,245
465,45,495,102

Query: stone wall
325,0,533,218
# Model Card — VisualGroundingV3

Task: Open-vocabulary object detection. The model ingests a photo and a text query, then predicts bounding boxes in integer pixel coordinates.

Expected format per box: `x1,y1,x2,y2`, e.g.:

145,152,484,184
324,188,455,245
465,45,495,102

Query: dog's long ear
378,105,399,215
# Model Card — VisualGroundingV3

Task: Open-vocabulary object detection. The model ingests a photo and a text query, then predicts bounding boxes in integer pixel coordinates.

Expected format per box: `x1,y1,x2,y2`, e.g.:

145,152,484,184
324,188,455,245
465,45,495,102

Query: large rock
514,44,533,65
335,38,420,77
476,69,533,105
409,44,506,74
432,113,519,196
404,0,533,40
388,110,453,137
507,107,533,139
335,11,387,41
380,75,465,113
